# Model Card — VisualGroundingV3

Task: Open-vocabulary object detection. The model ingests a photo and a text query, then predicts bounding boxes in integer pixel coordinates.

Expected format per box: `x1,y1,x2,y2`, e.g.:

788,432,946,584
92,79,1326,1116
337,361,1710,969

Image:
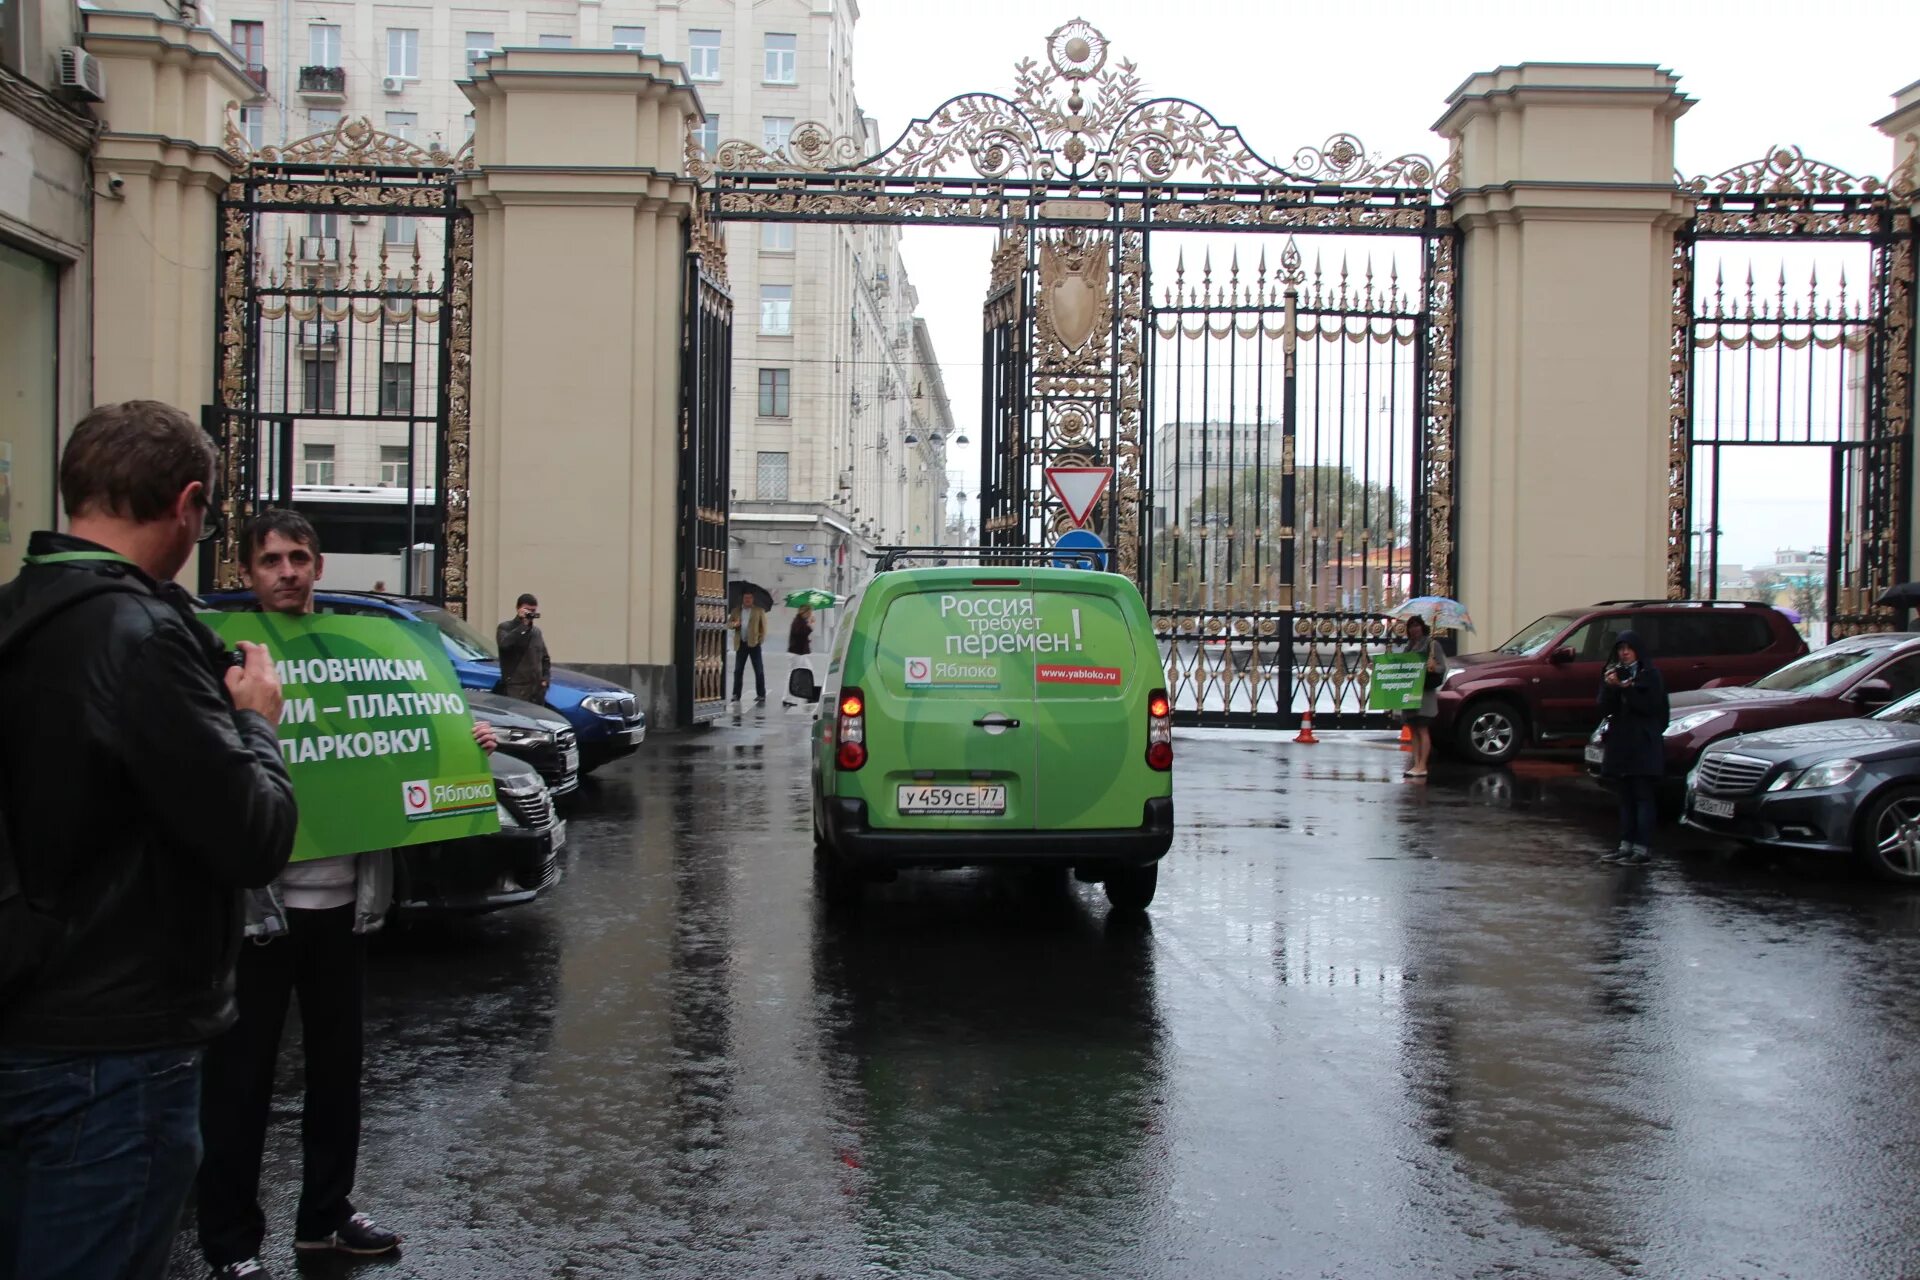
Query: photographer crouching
1597,630,1669,866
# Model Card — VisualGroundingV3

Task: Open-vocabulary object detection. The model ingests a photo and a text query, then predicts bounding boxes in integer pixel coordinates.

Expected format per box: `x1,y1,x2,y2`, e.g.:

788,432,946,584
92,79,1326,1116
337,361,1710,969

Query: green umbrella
785,589,841,609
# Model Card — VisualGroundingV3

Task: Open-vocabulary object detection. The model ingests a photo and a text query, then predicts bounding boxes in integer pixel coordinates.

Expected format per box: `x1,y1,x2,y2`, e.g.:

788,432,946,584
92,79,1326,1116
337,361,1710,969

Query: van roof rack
1591,598,1774,609
871,545,1105,573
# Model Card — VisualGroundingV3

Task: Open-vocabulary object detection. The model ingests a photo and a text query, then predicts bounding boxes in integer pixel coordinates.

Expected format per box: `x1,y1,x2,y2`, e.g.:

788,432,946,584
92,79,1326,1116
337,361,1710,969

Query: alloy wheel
1874,797,1920,878
1469,710,1516,760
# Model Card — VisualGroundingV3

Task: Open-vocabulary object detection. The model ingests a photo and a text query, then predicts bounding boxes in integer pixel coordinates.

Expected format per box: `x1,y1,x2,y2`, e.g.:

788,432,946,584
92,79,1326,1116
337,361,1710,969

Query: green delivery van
807,554,1175,911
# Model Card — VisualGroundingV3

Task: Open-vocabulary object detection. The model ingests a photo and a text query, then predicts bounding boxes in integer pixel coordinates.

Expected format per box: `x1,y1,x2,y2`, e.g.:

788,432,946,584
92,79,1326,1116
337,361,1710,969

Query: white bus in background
276,484,440,595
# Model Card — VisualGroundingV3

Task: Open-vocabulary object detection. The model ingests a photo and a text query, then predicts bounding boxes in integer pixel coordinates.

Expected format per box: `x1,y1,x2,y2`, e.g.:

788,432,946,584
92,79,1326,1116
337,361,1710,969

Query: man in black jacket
0,401,298,1280
1597,630,1670,866
496,592,550,704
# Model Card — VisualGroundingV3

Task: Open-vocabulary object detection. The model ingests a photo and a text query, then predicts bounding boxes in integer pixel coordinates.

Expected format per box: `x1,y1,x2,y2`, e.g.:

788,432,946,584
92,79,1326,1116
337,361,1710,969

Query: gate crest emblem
1037,230,1110,355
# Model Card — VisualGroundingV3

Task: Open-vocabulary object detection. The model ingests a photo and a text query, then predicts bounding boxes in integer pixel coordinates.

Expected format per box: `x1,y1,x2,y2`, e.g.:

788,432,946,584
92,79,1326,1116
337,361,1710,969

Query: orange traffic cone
1294,709,1319,745
1399,723,1414,752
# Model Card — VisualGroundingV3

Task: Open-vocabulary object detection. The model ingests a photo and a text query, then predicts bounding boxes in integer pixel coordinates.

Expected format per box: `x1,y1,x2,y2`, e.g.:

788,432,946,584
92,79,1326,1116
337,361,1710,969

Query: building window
231,20,265,70
693,115,719,158
380,362,414,413
308,23,340,68
760,284,792,335
762,115,792,155
237,107,264,149
379,445,410,488
761,223,795,252
307,212,338,238
386,28,419,79
0,243,58,581
465,113,476,140
302,443,336,486
763,33,796,84
308,108,341,131
758,368,791,417
384,215,416,246
384,111,416,143
303,360,337,413
756,452,790,501
611,25,644,50
465,31,494,73
537,34,573,48
689,29,721,81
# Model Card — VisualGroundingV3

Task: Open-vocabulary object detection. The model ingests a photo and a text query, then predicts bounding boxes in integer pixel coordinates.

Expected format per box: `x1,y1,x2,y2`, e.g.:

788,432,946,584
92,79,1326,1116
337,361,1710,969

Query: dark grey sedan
1682,691,1920,881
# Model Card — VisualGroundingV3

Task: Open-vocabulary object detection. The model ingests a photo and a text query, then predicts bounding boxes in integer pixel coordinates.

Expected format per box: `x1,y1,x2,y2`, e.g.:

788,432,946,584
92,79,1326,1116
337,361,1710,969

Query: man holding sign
195,511,496,1278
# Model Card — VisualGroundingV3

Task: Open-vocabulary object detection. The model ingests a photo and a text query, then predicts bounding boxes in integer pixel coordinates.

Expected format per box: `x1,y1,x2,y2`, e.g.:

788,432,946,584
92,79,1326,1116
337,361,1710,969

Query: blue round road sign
1052,529,1108,570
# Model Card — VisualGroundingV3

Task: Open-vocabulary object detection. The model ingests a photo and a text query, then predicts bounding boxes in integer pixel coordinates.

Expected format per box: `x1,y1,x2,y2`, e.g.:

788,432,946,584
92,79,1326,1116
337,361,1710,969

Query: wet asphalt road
169,715,1920,1280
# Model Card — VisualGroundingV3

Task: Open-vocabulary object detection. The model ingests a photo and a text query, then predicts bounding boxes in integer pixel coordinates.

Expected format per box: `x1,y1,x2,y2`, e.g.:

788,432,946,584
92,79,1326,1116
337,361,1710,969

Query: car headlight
1664,710,1721,737
1787,759,1862,790
499,726,554,746
581,694,625,716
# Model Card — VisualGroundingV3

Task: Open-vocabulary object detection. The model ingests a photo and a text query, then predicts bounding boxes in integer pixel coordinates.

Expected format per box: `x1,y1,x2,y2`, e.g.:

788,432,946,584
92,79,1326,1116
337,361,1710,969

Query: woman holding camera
1401,615,1448,779
1597,630,1669,865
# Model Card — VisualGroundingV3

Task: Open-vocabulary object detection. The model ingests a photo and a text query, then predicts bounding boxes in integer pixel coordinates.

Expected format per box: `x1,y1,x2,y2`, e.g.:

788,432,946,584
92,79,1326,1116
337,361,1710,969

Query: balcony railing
244,64,268,92
298,65,346,97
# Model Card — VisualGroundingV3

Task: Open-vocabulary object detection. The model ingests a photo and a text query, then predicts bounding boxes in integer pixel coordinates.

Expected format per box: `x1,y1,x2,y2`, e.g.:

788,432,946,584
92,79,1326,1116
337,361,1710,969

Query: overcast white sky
844,0,1915,568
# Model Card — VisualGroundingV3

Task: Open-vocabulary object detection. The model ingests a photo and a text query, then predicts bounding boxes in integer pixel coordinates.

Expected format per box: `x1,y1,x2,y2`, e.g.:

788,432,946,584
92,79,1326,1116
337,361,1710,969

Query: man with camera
497,593,550,705
1596,630,1670,866
0,401,298,1280
196,509,496,1279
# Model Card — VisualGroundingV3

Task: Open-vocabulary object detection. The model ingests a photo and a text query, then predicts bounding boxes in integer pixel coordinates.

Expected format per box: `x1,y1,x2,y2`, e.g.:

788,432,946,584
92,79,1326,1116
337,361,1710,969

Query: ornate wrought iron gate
678,230,734,726
209,118,473,613
1672,147,1917,638
698,21,1459,731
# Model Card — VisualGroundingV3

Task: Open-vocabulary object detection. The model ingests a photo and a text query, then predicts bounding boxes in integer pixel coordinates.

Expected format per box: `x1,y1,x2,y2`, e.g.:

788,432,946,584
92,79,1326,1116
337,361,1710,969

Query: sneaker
1625,847,1653,866
294,1212,402,1256
213,1262,274,1280
1600,845,1631,863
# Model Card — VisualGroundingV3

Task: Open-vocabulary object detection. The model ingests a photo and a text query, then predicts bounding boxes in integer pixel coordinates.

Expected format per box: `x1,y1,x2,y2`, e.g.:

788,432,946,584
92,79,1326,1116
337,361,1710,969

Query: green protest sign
200,612,500,861
1369,651,1428,712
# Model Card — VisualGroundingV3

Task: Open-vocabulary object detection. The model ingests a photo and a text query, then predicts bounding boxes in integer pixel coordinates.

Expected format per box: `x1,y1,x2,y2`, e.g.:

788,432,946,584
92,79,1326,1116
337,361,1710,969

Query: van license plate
563,748,579,773
1693,796,1735,820
1583,743,1604,765
898,785,1006,816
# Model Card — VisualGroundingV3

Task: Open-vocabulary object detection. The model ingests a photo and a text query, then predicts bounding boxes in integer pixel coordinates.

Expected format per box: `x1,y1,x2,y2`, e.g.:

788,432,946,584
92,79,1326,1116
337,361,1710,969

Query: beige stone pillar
1435,65,1695,645
460,50,703,724
1878,79,1920,585
83,7,253,411
1877,78,1920,175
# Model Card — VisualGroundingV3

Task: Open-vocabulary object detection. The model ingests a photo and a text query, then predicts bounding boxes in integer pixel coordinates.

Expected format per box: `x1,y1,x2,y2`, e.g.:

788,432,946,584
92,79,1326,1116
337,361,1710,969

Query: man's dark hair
242,508,322,564
516,592,538,608
59,401,217,522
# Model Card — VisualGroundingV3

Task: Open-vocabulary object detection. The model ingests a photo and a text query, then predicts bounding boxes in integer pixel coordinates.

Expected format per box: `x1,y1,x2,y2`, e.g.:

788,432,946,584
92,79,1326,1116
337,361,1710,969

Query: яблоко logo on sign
905,657,932,686
402,775,496,821
401,780,431,817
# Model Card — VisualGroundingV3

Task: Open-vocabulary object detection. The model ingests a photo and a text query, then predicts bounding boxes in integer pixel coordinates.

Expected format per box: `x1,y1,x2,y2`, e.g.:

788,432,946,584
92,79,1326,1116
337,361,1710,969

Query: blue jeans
0,1047,204,1280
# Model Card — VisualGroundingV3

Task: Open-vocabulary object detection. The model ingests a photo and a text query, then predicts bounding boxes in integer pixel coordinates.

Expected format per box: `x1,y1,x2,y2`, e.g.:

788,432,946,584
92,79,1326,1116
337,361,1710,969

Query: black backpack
0,572,147,1006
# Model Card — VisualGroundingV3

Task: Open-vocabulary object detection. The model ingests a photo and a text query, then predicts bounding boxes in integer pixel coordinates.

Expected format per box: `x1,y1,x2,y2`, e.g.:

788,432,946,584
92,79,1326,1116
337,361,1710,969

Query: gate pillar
459,50,703,725
1436,65,1695,644
82,9,252,412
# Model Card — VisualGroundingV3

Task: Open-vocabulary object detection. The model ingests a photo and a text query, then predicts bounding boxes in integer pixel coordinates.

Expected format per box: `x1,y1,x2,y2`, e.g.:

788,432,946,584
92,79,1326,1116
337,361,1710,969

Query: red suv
1436,600,1808,764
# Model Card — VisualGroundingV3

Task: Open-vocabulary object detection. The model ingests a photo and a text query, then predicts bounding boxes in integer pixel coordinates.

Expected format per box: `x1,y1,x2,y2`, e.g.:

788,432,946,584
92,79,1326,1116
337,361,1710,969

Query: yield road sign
1045,466,1113,528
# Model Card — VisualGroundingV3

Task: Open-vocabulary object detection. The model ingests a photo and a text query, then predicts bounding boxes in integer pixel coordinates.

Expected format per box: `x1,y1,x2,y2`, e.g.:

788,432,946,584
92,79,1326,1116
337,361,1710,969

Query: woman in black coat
1597,629,1668,865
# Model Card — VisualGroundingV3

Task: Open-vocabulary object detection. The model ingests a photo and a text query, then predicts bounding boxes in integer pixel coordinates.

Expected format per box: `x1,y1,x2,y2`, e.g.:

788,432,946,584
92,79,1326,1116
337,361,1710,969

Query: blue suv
203,591,647,772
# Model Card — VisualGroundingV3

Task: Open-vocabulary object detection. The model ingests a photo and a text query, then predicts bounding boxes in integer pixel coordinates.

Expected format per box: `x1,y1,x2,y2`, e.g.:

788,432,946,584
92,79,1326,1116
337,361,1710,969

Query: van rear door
1028,580,1147,830
865,578,1037,831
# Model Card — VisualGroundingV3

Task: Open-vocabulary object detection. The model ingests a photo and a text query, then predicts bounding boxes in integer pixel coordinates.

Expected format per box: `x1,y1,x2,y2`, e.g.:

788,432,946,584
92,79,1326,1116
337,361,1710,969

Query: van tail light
1146,688,1173,771
836,687,867,771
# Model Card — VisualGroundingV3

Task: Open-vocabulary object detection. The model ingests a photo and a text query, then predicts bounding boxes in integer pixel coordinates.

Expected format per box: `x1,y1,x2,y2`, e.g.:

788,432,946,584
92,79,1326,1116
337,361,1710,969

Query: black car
1682,691,1920,881
468,690,579,797
394,750,567,913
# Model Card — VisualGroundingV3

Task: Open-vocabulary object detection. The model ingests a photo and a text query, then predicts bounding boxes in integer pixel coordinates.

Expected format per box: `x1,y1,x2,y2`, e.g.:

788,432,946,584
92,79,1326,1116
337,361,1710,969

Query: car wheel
1103,863,1158,912
812,835,863,905
1457,699,1524,765
1854,786,1920,882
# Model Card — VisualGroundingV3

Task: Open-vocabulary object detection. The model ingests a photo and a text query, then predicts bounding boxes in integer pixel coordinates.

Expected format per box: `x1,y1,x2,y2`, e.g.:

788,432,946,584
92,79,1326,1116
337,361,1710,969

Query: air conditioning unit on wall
58,48,107,102
382,75,406,93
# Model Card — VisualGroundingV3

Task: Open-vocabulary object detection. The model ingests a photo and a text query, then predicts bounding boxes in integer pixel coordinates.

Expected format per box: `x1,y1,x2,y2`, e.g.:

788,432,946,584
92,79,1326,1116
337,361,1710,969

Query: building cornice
0,66,99,152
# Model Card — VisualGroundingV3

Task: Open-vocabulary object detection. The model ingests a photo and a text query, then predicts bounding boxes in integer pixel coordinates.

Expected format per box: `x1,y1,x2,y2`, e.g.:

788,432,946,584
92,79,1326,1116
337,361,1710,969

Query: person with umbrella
1388,597,1468,779
1597,629,1668,866
727,586,769,707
